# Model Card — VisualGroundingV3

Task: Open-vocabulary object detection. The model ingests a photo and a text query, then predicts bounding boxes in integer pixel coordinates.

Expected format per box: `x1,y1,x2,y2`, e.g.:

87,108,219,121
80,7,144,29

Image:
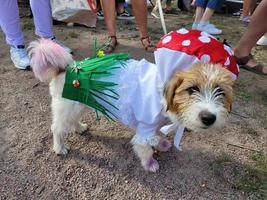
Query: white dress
98,59,183,147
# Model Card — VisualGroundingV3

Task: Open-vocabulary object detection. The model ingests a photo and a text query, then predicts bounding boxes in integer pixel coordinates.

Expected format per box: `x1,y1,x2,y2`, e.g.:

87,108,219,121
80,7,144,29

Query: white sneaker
197,23,222,35
192,22,199,30
240,16,250,23
50,37,72,54
257,36,267,46
10,45,30,70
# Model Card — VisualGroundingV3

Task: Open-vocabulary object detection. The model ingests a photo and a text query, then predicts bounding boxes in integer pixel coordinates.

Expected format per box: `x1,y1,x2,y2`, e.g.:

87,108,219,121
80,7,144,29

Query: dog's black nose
199,111,216,126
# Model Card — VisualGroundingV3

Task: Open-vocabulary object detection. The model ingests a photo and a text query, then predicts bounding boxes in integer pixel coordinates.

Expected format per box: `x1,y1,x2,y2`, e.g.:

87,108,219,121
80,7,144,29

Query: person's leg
192,0,206,29
201,0,223,22
194,7,205,22
248,0,257,15
30,0,53,38
131,0,155,52
116,0,125,13
234,0,267,73
240,0,257,22
194,0,207,22
200,7,215,22
241,0,250,16
116,0,134,20
100,0,117,53
165,0,173,11
0,0,30,69
0,0,24,46
241,0,256,17
196,0,222,34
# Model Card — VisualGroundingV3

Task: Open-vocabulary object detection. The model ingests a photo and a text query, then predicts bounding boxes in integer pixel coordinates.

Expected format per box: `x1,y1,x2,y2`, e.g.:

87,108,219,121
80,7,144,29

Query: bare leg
194,6,204,22
131,0,155,52
165,0,172,11
241,0,257,17
100,0,116,37
200,7,215,22
234,0,267,73
100,0,117,53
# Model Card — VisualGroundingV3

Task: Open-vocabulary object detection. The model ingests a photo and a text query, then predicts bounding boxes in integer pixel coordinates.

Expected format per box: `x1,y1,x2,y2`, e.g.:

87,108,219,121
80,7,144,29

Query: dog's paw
76,122,88,134
53,144,70,155
143,157,159,172
157,139,172,152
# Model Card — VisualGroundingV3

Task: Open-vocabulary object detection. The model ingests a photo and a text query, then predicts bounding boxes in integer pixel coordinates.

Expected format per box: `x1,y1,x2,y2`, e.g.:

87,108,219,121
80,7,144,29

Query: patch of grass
210,153,233,176
236,91,253,102
251,153,267,172
235,169,267,199
69,32,79,39
210,153,267,199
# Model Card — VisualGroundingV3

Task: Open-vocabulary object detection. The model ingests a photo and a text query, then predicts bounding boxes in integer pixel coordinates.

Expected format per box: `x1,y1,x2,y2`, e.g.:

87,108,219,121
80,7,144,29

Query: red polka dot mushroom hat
155,28,239,82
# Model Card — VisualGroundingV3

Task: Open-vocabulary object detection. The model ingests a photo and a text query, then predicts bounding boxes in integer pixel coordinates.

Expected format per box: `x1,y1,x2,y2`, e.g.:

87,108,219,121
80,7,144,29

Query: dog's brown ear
164,71,184,111
220,76,234,113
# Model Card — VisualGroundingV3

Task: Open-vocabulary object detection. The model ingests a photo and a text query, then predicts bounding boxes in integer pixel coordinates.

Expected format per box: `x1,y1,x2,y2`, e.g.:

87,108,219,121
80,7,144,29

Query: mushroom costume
63,28,239,150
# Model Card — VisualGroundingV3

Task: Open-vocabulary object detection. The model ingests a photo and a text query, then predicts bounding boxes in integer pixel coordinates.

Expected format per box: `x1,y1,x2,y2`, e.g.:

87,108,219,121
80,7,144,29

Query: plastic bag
51,0,97,27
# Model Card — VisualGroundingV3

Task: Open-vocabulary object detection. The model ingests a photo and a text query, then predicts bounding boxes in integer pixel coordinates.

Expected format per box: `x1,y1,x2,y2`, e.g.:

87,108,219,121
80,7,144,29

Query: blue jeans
195,0,224,10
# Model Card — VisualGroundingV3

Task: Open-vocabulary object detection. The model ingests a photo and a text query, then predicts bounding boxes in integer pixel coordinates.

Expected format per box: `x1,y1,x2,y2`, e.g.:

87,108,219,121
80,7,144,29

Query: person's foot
197,22,222,35
10,45,30,70
257,36,267,46
97,10,105,20
140,36,156,53
117,10,135,20
103,36,118,54
234,51,267,75
49,37,72,54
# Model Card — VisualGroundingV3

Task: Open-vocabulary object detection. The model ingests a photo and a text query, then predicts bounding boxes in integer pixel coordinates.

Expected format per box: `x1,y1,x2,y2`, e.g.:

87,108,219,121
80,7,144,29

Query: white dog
29,29,238,172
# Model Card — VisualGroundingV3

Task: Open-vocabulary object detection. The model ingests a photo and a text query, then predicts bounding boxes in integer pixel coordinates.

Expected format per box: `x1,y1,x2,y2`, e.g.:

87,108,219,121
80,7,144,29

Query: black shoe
117,10,134,20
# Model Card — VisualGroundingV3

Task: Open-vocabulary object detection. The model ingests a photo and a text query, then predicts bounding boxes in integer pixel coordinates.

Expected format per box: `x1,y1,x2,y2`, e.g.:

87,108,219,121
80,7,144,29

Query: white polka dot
198,36,211,43
200,54,211,62
177,28,189,34
224,57,230,66
224,45,234,56
182,40,191,46
200,31,216,39
162,35,172,44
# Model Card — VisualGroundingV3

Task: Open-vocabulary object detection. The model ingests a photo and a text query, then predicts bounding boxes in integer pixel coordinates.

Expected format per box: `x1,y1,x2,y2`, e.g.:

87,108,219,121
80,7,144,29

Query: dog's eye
187,86,200,95
214,86,225,97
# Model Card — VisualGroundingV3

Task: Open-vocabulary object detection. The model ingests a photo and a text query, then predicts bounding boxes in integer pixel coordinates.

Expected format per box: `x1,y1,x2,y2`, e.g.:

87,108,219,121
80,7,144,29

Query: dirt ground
0,8,267,200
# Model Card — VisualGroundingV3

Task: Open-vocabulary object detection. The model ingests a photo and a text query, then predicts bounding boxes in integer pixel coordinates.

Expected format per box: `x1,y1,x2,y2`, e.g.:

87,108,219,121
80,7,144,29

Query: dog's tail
28,38,73,82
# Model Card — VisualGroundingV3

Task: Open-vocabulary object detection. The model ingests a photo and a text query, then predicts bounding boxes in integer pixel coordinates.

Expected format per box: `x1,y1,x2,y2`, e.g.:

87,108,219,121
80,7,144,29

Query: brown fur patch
165,63,234,114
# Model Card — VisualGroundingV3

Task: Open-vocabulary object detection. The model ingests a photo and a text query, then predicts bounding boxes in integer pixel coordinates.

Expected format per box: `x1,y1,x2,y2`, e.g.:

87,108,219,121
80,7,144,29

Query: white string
157,0,167,34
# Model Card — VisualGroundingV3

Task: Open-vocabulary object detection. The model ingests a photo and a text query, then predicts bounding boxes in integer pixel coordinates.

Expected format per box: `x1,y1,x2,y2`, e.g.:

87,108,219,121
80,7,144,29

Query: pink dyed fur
28,39,73,81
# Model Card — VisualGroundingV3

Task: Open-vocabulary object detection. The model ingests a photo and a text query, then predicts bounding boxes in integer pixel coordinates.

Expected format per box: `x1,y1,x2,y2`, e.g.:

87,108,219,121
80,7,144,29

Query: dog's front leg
133,143,159,172
51,123,69,155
